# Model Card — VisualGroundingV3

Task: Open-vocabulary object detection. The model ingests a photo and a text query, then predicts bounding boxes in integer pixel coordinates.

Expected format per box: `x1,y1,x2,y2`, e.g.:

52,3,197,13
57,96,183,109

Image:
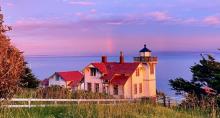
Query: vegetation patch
0,103,210,118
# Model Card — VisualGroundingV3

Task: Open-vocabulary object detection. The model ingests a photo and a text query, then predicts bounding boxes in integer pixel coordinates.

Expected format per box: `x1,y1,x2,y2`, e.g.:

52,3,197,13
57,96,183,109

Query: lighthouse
139,44,151,57
134,44,158,98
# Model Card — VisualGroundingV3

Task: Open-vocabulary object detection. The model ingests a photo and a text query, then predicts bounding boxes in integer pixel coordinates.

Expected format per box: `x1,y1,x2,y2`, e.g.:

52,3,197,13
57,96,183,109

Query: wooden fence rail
0,97,184,108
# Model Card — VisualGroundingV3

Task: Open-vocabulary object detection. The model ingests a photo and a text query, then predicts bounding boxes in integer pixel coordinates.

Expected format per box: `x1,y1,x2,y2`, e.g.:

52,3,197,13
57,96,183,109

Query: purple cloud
68,1,95,6
147,11,172,21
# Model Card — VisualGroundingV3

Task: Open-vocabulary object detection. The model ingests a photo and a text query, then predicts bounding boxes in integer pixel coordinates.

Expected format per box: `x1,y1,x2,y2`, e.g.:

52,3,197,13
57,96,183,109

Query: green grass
0,103,210,118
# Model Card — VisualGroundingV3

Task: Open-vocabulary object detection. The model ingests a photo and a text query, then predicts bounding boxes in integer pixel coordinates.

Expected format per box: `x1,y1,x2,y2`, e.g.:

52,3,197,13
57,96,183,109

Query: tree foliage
19,63,40,88
0,9,24,99
169,55,220,107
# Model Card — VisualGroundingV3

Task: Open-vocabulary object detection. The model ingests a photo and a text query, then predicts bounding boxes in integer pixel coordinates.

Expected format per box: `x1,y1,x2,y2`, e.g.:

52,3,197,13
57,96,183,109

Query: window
95,83,99,93
103,86,107,94
136,68,140,76
139,83,142,93
113,85,119,95
55,75,59,81
134,84,137,94
150,63,154,74
90,68,97,76
87,83,92,91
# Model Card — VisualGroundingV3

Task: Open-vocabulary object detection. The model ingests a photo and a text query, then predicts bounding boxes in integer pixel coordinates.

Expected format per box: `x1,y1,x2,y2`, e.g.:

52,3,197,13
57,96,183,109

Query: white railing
1,98,137,108
1,97,184,108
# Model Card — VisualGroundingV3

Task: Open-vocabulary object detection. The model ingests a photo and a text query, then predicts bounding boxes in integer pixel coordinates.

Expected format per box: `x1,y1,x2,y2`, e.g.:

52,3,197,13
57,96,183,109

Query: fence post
168,97,171,108
28,98,31,108
54,100,57,105
97,100,100,104
163,96,166,107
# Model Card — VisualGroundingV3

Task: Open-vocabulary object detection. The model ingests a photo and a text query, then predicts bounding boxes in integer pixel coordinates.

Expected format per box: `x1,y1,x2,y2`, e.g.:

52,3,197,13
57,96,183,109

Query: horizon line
24,51,220,57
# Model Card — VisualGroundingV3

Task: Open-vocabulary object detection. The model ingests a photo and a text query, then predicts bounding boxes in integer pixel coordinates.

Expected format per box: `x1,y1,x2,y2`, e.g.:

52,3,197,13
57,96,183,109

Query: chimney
101,56,107,63
120,51,124,64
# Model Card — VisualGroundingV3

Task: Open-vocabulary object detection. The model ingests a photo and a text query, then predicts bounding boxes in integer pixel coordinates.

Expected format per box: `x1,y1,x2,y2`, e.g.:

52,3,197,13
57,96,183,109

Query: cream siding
109,84,124,98
123,77,132,98
48,74,67,87
84,65,103,93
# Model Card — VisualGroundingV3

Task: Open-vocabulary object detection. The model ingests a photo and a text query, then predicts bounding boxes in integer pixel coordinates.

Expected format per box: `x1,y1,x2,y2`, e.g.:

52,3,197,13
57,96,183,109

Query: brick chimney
101,56,107,63
120,51,124,64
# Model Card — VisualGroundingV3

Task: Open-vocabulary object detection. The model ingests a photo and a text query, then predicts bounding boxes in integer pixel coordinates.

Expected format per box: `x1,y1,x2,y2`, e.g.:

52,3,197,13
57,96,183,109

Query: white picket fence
0,97,184,108
1,98,137,108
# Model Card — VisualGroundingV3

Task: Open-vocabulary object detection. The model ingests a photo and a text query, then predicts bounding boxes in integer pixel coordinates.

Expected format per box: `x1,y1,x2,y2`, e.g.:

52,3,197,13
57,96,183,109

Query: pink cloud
12,37,115,56
6,2,15,7
90,9,97,14
69,1,95,6
13,18,72,31
203,16,220,25
147,11,172,21
181,18,198,24
106,22,123,25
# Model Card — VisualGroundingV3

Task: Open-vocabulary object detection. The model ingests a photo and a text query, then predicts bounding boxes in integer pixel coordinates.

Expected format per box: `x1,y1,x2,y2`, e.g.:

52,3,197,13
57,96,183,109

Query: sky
1,0,220,56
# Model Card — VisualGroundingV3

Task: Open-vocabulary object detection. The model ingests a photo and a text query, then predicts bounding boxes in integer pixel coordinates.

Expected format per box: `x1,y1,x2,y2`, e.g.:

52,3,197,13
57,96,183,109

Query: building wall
131,64,146,98
83,65,103,93
123,63,156,99
72,83,83,91
109,84,124,98
48,74,67,87
122,64,148,99
123,77,132,98
143,62,156,97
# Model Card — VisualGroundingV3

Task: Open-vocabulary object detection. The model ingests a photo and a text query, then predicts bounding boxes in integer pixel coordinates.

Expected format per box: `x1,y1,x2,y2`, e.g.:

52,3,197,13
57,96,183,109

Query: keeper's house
83,45,158,99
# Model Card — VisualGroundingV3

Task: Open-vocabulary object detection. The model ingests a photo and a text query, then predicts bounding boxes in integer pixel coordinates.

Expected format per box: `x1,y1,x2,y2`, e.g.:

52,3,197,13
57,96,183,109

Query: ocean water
25,52,220,97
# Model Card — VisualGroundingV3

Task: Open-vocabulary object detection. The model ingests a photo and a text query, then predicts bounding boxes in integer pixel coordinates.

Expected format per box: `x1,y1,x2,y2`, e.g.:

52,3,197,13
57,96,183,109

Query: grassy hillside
0,103,210,118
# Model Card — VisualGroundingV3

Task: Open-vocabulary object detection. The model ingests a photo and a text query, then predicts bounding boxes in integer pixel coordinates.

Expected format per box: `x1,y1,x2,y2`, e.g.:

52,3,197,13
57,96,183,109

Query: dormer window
90,68,97,76
55,75,59,81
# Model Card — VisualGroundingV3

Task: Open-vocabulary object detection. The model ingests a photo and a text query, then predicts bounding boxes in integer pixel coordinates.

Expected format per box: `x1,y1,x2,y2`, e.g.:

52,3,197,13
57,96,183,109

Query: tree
19,63,40,88
0,8,24,99
169,54,220,97
169,54,220,110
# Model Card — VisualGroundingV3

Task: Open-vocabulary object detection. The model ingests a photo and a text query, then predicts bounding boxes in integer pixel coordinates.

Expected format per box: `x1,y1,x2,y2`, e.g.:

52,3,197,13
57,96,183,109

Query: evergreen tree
20,63,40,88
0,8,24,99
169,54,220,98
169,54,220,113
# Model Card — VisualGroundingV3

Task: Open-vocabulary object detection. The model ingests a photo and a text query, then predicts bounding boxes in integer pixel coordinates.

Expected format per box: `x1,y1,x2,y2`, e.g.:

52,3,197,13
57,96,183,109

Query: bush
72,90,113,99
36,86,73,99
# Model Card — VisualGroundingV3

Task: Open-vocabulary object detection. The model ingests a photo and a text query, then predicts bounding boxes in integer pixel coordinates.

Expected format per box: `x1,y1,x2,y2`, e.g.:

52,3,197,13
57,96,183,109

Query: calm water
25,52,220,97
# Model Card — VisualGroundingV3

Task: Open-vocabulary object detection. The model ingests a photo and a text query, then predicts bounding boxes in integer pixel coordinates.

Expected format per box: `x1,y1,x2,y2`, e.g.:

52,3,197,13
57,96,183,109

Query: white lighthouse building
134,44,158,97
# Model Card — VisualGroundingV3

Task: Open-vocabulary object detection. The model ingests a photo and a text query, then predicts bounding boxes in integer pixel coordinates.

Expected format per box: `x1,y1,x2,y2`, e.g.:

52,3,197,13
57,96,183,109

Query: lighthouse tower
134,44,158,98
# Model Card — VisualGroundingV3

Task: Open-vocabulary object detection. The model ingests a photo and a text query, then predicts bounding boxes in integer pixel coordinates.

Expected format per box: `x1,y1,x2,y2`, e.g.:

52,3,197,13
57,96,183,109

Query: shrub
36,86,73,99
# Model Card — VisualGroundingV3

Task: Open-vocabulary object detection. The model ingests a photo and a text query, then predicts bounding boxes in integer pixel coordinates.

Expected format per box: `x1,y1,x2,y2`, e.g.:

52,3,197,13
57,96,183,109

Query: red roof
68,80,81,87
89,62,140,85
56,71,83,82
91,63,107,74
110,74,130,85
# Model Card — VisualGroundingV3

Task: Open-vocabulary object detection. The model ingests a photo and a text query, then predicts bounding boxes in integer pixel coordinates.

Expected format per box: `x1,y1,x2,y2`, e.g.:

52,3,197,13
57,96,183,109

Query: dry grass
0,103,210,118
